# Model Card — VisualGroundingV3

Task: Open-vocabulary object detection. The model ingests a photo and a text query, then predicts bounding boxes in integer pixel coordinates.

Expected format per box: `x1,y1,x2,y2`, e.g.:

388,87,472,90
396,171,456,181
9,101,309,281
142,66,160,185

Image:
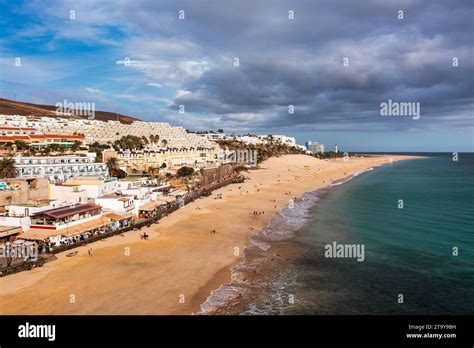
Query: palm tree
0,156,18,178
14,140,29,152
148,166,157,178
114,135,144,150
42,146,51,156
157,162,167,178
49,144,60,153
266,134,274,145
71,140,82,151
4,142,14,151
106,157,120,177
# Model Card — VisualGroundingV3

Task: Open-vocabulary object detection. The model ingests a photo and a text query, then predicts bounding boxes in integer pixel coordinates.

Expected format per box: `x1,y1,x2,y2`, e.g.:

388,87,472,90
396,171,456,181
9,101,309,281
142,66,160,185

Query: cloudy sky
0,0,472,151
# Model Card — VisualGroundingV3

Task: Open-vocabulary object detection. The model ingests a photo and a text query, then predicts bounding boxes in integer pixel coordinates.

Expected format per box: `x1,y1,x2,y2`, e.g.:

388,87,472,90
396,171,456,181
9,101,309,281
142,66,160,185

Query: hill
0,98,141,124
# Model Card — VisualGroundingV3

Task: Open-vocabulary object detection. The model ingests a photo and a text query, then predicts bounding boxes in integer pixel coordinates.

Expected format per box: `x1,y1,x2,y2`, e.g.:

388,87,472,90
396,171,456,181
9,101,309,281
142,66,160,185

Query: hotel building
0,115,216,148
104,146,218,172
0,126,40,136
60,177,118,199
95,196,135,214
14,153,108,183
0,127,85,149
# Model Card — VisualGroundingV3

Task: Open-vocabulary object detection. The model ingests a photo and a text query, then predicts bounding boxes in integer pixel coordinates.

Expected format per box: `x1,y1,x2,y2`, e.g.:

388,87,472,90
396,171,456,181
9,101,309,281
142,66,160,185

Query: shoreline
0,154,420,315
194,162,393,314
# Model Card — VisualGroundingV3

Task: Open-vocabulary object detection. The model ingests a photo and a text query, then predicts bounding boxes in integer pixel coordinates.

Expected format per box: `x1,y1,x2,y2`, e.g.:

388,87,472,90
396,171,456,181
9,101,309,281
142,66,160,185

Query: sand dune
0,154,417,314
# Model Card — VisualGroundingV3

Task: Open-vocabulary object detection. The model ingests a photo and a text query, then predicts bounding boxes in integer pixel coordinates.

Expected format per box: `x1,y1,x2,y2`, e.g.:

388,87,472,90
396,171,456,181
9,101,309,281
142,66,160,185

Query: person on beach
88,248,93,256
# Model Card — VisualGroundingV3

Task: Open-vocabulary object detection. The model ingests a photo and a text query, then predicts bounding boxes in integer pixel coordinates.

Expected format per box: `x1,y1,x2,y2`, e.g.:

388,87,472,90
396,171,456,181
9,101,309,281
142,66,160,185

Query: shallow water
200,154,474,315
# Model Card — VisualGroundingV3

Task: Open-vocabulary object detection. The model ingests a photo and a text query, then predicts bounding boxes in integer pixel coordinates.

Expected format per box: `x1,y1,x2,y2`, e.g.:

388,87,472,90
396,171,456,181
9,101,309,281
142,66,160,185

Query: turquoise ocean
199,153,474,315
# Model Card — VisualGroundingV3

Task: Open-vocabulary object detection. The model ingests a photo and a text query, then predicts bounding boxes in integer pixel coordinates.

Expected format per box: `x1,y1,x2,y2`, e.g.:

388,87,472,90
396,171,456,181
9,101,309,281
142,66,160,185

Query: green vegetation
149,134,160,143
112,134,168,151
0,156,18,179
70,140,83,152
48,144,60,152
106,156,126,179
14,140,28,151
113,135,145,151
310,151,345,159
148,166,157,178
216,139,307,164
177,166,194,177
147,162,167,179
190,129,225,134
88,142,110,162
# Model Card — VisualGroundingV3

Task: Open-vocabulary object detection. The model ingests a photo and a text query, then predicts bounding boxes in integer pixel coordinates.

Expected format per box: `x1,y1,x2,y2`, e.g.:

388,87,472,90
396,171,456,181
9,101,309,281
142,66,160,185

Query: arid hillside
0,98,140,124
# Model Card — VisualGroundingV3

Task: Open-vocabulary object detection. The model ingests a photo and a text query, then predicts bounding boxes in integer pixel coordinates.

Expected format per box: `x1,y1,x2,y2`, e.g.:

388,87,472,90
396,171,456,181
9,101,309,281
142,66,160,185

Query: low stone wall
0,173,243,277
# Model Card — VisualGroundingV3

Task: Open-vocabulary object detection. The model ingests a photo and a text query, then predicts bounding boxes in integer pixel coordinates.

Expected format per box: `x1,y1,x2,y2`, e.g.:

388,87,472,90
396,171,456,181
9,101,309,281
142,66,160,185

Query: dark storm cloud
116,0,474,131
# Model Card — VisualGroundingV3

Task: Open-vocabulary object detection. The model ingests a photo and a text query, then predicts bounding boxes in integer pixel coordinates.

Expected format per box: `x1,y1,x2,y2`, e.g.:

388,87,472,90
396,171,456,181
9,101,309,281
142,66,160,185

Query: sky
0,0,473,151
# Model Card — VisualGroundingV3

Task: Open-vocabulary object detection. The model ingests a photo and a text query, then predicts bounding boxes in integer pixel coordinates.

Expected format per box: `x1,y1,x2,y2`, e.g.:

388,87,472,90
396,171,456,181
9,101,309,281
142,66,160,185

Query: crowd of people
252,211,265,217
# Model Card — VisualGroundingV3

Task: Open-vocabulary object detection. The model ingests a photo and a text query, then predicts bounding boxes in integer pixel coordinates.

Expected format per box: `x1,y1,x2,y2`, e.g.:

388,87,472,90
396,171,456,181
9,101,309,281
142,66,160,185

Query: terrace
30,203,102,230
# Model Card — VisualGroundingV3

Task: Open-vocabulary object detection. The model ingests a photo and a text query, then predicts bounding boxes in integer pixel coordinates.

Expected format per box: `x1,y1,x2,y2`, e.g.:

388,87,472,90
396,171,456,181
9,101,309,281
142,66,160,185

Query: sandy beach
0,154,417,315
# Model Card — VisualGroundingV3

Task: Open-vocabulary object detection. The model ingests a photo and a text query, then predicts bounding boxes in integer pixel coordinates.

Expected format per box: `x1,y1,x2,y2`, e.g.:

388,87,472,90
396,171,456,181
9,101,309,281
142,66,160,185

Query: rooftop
32,203,102,219
21,212,132,240
7,200,57,208
97,194,133,200
0,225,22,238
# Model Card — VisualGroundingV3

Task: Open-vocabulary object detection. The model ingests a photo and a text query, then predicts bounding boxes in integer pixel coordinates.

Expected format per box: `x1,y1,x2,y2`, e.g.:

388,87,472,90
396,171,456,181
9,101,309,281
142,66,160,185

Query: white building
0,200,70,231
48,184,88,206
116,178,161,191
229,134,297,147
258,135,296,146
95,195,135,214
14,153,108,183
198,132,226,141
61,177,118,199
29,203,103,231
0,126,40,136
236,135,264,145
109,146,218,172
306,141,325,154
116,179,167,215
